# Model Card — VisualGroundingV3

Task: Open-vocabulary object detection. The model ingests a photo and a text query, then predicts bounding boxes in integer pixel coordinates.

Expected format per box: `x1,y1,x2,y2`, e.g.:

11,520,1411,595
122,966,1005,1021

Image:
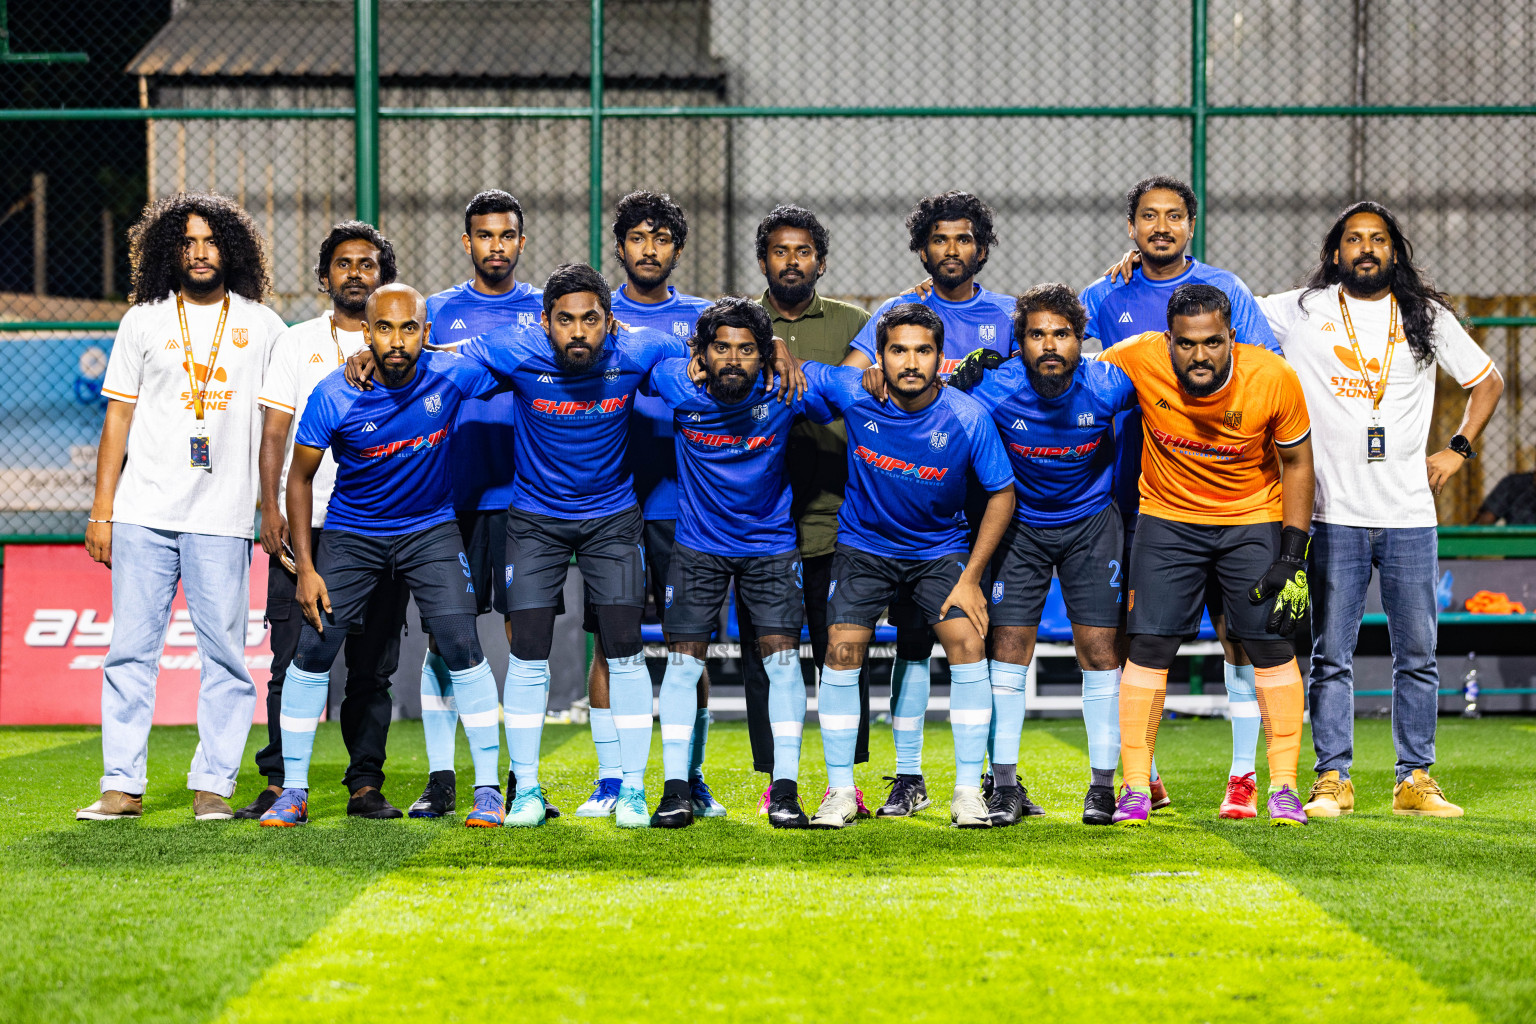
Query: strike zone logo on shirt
853,444,949,482
1330,345,1385,399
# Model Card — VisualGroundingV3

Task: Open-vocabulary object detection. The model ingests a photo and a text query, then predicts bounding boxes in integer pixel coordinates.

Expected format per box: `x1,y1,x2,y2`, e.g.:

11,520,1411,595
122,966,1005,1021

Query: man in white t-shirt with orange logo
78,193,286,822
1258,201,1503,818
235,221,411,821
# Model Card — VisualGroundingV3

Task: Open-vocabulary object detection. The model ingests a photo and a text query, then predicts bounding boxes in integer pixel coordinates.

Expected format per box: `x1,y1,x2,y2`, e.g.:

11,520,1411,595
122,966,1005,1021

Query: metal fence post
588,0,605,268
354,0,380,225
1190,0,1207,261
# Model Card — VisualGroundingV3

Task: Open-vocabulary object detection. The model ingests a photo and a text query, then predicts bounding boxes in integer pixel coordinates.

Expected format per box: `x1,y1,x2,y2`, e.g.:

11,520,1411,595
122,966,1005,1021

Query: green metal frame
354,0,379,225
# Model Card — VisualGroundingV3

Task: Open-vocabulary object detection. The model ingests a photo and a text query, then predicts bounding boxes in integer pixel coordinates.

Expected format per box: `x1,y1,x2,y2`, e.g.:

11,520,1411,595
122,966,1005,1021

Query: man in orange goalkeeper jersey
1099,283,1315,827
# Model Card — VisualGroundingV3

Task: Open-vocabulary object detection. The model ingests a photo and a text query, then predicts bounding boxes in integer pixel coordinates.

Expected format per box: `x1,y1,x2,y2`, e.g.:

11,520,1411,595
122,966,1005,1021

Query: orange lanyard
329,315,346,365
176,293,230,421
1337,291,1398,417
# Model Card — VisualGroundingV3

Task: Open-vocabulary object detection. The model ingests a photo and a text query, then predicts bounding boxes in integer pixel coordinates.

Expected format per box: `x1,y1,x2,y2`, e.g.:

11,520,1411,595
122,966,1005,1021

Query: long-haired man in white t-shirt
1257,201,1503,818
78,193,286,821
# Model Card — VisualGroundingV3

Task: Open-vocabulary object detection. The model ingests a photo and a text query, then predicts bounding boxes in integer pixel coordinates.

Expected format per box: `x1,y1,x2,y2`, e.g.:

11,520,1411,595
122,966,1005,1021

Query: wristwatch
1448,434,1477,460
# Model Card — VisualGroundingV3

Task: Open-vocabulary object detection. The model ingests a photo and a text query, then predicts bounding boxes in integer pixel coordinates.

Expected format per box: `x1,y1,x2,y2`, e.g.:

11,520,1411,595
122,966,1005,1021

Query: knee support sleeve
1242,638,1296,670
895,626,933,662
292,627,347,675
421,615,484,672
1127,633,1183,671
507,606,558,661
593,604,643,660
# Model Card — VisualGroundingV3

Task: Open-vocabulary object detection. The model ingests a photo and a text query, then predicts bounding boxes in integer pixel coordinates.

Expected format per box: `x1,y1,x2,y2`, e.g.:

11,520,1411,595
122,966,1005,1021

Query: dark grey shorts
989,504,1124,628
1127,514,1282,641
664,543,804,640
504,504,646,612
315,520,474,629
826,543,970,630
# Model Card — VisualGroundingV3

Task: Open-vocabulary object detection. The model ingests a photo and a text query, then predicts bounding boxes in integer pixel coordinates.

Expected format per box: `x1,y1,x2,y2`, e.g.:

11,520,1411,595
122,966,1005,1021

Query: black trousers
253,532,409,792
739,551,870,774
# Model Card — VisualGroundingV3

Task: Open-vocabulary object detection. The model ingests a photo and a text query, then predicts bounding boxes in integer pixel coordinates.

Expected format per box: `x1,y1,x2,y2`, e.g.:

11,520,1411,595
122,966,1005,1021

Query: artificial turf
1,716,1532,1023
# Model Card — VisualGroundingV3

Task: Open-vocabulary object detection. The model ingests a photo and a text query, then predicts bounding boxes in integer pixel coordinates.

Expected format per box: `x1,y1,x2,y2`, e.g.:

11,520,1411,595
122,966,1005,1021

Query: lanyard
1337,290,1397,414
176,293,230,421
329,315,346,365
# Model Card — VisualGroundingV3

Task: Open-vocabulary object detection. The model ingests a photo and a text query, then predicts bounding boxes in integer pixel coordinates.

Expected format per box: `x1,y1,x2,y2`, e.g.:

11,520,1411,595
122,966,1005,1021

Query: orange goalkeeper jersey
1100,331,1310,525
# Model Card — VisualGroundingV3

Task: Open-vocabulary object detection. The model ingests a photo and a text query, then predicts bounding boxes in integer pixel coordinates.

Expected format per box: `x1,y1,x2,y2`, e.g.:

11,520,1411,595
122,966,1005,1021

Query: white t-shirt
257,314,367,527
1259,284,1495,528
100,292,286,538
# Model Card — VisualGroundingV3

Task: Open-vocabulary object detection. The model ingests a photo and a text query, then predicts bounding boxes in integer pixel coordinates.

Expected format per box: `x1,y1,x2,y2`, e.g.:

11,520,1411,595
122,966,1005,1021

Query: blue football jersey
646,358,835,557
426,280,544,513
969,357,1138,527
810,367,1013,560
456,324,688,519
611,284,712,522
295,353,501,534
850,285,1015,375
1078,258,1280,521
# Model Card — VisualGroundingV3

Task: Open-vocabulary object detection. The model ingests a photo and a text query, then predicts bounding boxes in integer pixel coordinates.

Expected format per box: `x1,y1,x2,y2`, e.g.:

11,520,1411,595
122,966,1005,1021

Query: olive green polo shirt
757,290,871,559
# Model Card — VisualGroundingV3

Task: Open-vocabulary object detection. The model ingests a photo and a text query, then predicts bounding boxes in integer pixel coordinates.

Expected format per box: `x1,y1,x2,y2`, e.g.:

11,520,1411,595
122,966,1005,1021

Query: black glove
946,347,1003,391
1249,526,1311,637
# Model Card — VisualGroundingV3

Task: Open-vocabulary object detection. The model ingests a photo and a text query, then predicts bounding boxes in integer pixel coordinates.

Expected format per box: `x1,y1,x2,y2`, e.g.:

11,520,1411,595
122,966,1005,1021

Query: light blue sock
279,664,330,790
419,651,458,774
987,660,1027,771
1081,668,1121,784
764,650,806,782
608,654,654,790
818,666,861,789
688,706,710,781
949,660,992,785
450,659,501,788
1226,662,1260,777
589,707,622,781
890,657,930,776
503,655,548,794
659,654,704,782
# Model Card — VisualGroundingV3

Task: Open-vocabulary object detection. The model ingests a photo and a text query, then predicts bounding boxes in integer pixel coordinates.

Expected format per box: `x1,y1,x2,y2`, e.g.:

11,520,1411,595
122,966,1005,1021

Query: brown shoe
193,791,235,821
1392,770,1464,817
1303,770,1355,818
76,790,142,820
1149,776,1172,810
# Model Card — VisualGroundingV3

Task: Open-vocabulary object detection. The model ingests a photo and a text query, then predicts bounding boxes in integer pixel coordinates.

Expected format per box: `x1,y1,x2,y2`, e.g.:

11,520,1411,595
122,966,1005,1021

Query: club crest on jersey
517,312,537,327
979,324,997,342
231,328,249,349
424,393,443,417
604,366,620,383
930,430,948,451
1077,412,1095,429
992,581,1005,604
664,585,674,609
1224,410,1243,429
672,321,690,338
752,403,769,421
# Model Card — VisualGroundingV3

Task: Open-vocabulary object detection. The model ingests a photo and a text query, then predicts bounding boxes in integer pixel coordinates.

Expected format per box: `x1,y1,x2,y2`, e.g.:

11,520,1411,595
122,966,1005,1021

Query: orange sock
1118,661,1168,789
1254,658,1304,790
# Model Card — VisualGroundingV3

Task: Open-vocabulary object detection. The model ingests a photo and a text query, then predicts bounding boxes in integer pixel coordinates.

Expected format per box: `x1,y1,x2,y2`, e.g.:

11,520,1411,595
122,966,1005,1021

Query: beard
766,268,817,308
476,254,516,286
553,337,605,373
887,369,934,398
179,262,224,297
707,364,754,404
1025,356,1076,399
329,280,369,317
921,252,982,291
1138,235,1185,271
378,354,416,387
1172,355,1230,397
1339,253,1395,295
625,256,674,290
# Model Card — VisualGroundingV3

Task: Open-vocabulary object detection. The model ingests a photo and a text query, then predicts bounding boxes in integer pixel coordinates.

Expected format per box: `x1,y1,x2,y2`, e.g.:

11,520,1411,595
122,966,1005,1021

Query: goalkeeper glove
1249,526,1311,637
946,347,1003,391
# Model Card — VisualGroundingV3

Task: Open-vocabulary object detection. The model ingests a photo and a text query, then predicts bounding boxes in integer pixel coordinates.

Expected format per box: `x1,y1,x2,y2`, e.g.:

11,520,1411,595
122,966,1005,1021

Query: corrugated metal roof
126,0,723,81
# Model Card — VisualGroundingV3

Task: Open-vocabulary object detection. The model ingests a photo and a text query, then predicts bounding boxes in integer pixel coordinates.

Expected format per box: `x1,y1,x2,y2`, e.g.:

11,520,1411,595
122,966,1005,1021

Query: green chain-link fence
2,0,1533,539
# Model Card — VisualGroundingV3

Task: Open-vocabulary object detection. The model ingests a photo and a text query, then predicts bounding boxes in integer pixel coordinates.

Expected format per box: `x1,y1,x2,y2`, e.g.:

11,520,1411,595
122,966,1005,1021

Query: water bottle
1462,650,1480,718
1436,570,1454,612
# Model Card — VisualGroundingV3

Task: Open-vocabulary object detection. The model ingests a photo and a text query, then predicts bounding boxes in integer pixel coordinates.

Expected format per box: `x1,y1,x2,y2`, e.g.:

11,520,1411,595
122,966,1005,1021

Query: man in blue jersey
844,191,1016,818
644,297,839,829
808,304,1015,830
412,189,547,820
576,190,719,820
261,284,510,829
964,284,1139,825
1080,175,1281,819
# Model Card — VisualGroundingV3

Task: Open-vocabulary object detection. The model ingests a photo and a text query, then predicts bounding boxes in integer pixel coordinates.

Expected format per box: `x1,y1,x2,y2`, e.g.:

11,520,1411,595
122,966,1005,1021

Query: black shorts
664,544,804,640
826,543,969,630
456,508,508,616
505,504,646,612
1125,522,1230,625
989,505,1124,629
314,520,475,629
269,527,410,633
584,517,674,633
1127,515,1281,641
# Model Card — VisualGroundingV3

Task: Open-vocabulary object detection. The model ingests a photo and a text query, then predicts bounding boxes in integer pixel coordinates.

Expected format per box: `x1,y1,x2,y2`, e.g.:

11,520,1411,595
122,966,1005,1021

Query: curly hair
127,192,270,305
754,204,830,263
314,220,397,288
1013,282,1087,344
692,296,775,382
906,191,997,266
1301,200,1454,368
1124,175,1198,221
613,190,689,250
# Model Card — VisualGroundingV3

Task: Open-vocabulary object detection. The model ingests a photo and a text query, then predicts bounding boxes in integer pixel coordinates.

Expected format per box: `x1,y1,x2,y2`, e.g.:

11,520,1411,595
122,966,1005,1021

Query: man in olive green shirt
741,205,873,793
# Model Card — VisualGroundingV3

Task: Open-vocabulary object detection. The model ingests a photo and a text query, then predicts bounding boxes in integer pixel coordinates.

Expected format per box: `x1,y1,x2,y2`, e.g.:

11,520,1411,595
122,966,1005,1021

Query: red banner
0,544,272,725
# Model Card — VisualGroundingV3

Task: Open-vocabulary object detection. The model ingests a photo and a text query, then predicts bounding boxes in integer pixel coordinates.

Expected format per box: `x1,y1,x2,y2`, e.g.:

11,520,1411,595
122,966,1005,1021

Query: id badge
190,422,210,469
1366,425,1386,462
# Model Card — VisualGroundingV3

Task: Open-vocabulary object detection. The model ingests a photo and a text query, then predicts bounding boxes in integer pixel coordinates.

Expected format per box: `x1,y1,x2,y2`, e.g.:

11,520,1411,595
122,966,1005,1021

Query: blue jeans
100,525,255,798
1308,522,1439,782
